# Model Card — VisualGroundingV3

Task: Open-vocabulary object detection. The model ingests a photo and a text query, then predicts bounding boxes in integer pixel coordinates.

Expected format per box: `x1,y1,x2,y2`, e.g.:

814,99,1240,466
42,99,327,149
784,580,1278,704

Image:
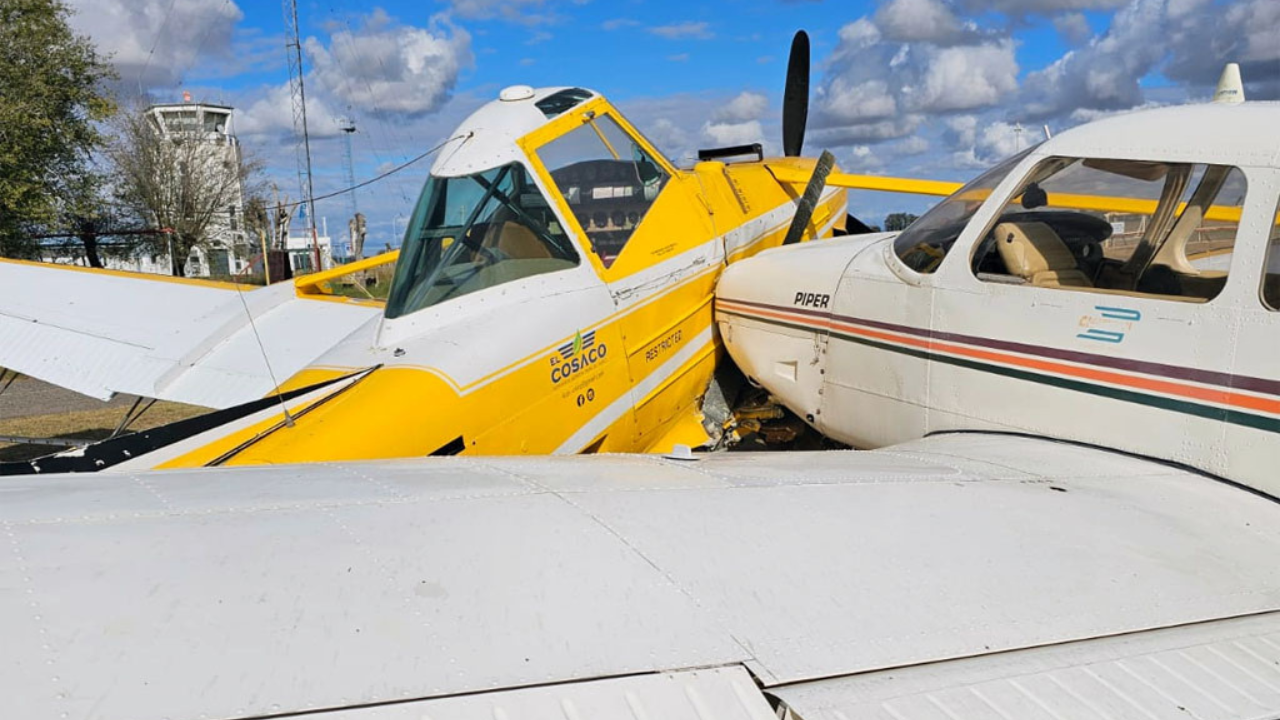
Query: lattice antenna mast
339,117,358,218
283,0,319,251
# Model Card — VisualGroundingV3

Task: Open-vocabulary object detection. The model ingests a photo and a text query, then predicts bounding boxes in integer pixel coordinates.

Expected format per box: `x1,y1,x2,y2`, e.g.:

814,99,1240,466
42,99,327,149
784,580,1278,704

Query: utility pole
283,0,321,272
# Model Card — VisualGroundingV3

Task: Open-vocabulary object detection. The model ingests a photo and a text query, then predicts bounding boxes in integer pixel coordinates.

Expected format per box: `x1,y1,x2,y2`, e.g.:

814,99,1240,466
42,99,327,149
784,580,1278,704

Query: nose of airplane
714,238,864,434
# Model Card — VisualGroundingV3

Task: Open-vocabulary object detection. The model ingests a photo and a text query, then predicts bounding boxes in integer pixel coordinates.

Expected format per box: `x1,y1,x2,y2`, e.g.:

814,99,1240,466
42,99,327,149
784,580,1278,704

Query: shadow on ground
0,429,117,463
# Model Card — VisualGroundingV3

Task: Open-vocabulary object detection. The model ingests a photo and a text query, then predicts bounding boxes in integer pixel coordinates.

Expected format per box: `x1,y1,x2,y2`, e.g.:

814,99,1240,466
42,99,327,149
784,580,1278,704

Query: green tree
52,169,128,268
884,212,920,232
0,0,115,258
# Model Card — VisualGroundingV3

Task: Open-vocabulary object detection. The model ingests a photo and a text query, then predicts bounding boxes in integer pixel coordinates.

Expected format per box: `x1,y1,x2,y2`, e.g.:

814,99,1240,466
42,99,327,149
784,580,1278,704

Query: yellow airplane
0,32,866,472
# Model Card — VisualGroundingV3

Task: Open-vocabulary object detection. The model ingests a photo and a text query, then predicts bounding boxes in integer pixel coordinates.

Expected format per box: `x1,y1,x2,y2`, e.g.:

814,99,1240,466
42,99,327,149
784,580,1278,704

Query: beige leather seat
994,221,1092,288
486,221,551,260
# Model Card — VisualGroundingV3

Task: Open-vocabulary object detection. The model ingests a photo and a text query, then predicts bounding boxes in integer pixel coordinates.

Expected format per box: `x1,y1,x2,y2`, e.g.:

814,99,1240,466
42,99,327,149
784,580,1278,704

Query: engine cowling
715,236,878,430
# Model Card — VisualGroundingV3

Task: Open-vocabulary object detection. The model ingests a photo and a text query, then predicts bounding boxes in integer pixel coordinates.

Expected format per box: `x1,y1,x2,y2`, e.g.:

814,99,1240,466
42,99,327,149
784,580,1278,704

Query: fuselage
717,102,1280,498
122,87,847,470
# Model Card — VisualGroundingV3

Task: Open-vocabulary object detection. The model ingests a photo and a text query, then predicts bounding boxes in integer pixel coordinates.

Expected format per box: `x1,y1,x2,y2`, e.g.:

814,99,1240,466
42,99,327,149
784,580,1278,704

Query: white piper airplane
717,78,1280,499
5,70,1280,720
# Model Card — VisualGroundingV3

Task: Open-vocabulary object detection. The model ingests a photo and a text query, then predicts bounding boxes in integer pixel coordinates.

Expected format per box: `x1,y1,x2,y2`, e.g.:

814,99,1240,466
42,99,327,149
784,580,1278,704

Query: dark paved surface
0,376,125,421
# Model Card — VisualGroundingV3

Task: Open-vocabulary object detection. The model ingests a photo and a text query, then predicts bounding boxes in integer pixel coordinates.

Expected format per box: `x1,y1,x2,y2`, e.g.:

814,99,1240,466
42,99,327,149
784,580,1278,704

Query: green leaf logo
572,330,584,357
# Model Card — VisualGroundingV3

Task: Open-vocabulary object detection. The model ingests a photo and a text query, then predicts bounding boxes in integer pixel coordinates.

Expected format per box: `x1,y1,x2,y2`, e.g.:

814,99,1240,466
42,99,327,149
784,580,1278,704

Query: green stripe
721,308,1280,435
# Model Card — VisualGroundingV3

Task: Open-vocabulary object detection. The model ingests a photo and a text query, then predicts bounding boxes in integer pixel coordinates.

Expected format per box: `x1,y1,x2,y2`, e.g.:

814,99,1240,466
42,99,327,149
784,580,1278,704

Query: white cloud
1022,0,1280,118
1052,12,1092,44
235,83,344,139
649,22,714,40
1162,0,1280,87
835,18,881,50
975,121,1025,159
944,115,978,147
647,118,693,156
305,11,472,117
896,136,931,155
821,78,899,123
715,91,768,123
66,0,241,90
946,118,1042,169
615,92,773,163
701,120,765,147
845,145,885,172
874,0,965,43
954,0,1129,12
809,115,926,146
913,40,1019,112
812,15,1017,146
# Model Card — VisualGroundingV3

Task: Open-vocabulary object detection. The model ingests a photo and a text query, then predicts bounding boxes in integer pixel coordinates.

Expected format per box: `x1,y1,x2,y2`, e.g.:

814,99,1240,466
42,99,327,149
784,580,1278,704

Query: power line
184,0,236,87
137,0,182,94
275,133,465,212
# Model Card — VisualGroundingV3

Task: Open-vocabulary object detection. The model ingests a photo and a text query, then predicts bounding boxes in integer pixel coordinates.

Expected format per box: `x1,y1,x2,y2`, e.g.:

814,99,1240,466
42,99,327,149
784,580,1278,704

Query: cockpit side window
970,157,1246,303
1264,195,1280,311
535,88,593,119
385,163,579,319
892,149,1031,274
536,114,670,269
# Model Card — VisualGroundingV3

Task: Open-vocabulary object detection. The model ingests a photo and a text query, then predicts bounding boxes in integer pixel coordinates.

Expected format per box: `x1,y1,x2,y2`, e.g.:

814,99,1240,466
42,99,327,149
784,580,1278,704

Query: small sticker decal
550,330,607,384
1077,305,1140,343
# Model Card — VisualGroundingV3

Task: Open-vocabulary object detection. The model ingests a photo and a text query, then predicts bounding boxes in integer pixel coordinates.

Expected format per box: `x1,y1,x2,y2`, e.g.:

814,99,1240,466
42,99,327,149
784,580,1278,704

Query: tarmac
0,376,125,421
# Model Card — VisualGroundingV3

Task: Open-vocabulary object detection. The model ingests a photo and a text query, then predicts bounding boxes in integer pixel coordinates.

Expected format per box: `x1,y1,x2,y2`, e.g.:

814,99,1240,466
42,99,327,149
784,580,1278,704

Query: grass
0,402,209,463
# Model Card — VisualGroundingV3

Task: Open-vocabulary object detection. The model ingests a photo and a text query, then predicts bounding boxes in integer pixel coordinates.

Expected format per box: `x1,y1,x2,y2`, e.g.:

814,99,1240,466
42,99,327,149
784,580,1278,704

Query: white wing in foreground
0,259,380,408
4,433,1280,719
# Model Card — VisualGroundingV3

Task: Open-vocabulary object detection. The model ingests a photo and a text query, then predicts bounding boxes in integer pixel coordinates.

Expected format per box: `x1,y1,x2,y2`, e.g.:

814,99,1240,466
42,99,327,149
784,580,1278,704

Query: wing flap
772,611,1280,720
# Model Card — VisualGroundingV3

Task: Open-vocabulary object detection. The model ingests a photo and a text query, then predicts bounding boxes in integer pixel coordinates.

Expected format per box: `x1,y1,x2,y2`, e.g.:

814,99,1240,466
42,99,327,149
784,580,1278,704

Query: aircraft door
1221,189,1280,497
933,156,1251,477
533,108,719,450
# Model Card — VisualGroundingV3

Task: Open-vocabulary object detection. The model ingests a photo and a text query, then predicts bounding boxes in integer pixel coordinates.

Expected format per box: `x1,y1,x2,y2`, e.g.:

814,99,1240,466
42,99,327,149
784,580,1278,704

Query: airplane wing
764,165,1243,221
0,257,384,408
4,433,1280,719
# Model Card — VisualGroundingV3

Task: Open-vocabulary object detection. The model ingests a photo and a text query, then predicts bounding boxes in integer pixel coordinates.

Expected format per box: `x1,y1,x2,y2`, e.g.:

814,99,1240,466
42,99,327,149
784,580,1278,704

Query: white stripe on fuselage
555,325,715,453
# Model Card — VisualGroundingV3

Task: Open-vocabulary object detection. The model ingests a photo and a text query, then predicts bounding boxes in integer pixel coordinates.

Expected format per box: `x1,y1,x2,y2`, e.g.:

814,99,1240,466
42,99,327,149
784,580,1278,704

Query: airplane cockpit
384,86,679,320
536,113,670,267
892,149,1248,303
385,162,580,318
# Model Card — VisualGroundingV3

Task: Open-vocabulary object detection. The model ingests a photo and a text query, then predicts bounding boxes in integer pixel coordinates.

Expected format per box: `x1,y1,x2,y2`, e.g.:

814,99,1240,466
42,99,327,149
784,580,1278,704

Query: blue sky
67,0,1280,248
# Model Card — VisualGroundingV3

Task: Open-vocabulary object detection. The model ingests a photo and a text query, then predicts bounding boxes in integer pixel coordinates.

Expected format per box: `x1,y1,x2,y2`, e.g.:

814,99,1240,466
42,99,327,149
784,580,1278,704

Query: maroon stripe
716,297,1280,397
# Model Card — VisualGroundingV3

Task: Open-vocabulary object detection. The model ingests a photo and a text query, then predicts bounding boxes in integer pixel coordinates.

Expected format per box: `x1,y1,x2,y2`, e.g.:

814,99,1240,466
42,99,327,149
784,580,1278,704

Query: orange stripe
717,301,1280,417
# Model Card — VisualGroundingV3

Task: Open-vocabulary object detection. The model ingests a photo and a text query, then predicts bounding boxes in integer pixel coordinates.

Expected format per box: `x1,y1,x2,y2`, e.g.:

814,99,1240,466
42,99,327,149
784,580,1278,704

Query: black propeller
782,30,810,158
778,30,878,238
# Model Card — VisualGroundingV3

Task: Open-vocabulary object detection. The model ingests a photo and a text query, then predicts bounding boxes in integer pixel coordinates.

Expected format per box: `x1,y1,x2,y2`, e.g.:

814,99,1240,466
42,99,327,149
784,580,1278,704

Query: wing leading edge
0,259,381,408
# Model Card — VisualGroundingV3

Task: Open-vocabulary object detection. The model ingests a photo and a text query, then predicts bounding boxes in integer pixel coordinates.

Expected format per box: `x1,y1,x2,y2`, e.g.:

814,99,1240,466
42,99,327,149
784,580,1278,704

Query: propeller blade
782,150,835,246
782,30,810,158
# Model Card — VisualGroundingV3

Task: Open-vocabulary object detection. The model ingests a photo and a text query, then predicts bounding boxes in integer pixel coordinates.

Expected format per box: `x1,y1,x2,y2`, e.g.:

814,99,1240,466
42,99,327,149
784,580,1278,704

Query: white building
145,100,252,277
44,99,254,278
284,228,335,274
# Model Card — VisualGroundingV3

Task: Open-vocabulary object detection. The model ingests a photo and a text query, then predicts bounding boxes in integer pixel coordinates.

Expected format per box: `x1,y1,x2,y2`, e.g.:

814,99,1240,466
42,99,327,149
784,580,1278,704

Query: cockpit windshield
892,149,1032,274
385,163,580,319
